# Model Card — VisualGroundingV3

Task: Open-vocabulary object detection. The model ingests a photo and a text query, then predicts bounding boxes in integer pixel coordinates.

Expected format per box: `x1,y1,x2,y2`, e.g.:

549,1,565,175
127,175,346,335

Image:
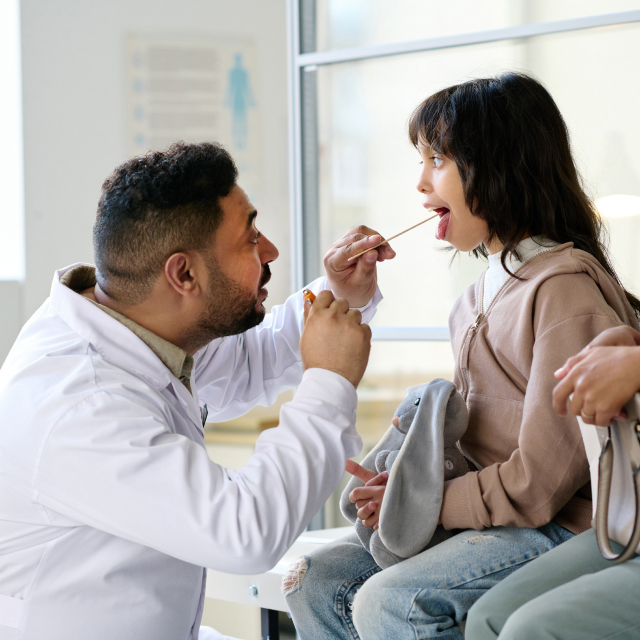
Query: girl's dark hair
408,71,640,316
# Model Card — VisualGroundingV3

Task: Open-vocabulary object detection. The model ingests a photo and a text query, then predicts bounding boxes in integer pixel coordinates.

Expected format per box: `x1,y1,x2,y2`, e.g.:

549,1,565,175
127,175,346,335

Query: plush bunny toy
340,378,469,568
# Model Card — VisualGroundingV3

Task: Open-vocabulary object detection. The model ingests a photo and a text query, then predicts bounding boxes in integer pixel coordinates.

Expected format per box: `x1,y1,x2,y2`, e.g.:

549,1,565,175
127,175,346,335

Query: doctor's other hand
300,290,372,388
324,225,396,309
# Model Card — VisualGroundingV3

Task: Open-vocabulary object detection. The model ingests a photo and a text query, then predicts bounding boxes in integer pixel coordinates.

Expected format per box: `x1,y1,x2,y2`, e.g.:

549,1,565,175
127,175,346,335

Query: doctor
0,142,394,640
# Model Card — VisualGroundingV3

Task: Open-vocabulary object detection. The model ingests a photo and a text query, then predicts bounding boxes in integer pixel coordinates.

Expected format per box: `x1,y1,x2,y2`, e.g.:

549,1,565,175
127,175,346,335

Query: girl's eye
251,231,262,245
432,156,443,168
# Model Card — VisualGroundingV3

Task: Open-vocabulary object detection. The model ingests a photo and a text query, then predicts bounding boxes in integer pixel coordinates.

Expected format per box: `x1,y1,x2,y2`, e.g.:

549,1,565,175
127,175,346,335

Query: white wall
0,0,290,365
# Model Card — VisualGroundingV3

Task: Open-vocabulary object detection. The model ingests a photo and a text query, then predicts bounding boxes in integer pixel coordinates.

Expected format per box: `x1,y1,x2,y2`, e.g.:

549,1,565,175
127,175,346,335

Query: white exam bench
205,526,352,640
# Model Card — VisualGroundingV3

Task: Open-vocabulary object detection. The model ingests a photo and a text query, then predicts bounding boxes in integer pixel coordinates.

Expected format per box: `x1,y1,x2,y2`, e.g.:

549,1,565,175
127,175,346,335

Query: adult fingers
330,297,351,315
552,374,577,415
303,297,310,324
376,242,396,262
554,351,588,380
346,308,363,324
338,234,384,265
309,289,335,310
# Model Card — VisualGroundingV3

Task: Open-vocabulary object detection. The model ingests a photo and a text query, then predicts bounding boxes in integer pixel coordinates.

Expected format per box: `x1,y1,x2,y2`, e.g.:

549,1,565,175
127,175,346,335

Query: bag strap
595,431,640,562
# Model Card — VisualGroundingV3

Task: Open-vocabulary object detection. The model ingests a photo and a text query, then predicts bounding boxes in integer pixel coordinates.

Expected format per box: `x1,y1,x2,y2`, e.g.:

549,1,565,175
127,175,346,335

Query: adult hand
552,345,640,426
300,290,371,388
346,459,388,530
324,226,396,309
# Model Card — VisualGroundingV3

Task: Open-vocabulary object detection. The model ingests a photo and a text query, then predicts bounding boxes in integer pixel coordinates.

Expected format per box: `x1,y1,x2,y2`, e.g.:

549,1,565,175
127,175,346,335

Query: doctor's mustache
259,264,271,289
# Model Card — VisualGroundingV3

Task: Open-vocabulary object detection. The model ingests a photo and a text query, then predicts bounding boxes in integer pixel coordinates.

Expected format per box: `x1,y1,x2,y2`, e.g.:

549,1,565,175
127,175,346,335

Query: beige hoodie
443,243,639,534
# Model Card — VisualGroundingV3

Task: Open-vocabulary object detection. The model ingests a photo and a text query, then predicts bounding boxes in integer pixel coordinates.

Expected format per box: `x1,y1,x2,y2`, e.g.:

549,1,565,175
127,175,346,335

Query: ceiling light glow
595,195,640,218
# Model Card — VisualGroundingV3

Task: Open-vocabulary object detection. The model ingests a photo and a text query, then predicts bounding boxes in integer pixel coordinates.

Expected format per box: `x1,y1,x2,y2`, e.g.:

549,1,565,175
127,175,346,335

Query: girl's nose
416,167,432,194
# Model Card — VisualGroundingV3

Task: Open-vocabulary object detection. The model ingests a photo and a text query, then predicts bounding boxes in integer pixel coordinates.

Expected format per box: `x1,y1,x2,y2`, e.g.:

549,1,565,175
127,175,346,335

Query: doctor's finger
302,298,310,324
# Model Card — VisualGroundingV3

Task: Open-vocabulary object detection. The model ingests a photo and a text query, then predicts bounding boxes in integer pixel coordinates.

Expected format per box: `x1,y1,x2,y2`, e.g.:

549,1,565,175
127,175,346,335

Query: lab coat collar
50,264,203,427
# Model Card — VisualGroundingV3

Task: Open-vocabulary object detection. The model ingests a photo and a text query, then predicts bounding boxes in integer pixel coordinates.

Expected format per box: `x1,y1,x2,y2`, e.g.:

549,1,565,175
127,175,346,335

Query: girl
284,72,640,640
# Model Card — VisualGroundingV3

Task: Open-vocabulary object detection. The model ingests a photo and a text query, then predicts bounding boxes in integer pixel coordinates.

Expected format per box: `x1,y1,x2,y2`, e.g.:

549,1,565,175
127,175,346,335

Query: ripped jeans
284,523,573,640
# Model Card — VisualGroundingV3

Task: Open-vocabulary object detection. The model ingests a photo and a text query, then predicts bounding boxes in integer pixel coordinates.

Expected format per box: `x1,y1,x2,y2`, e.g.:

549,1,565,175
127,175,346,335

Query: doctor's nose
259,234,279,264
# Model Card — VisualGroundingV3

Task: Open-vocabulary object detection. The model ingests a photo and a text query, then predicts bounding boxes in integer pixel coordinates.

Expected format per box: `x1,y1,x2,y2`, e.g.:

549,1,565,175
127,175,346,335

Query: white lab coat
0,264,380,640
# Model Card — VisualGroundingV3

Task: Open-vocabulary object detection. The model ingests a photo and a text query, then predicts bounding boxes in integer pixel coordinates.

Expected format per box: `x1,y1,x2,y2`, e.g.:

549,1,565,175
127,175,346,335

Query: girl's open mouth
435,208,450,240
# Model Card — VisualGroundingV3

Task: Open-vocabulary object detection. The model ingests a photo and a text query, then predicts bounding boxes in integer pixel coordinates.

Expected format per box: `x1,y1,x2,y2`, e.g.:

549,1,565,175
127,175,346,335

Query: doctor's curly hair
93,141,238,305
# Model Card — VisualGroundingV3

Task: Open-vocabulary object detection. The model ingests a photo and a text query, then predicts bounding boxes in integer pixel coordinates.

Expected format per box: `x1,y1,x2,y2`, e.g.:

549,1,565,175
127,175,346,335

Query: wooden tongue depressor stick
347,211,440,261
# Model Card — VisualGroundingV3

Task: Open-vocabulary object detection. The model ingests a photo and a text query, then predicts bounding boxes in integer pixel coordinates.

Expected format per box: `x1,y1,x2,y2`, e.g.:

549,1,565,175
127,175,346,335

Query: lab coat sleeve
193,276,382,421
34,369,362,574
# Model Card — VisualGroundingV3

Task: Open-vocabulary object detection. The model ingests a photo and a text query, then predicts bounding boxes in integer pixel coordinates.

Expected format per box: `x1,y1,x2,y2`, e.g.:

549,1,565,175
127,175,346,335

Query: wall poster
127,32,261,200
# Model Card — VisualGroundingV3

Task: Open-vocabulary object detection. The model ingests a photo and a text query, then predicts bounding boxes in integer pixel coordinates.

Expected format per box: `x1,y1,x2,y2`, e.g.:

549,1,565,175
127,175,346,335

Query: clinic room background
2,0,640,636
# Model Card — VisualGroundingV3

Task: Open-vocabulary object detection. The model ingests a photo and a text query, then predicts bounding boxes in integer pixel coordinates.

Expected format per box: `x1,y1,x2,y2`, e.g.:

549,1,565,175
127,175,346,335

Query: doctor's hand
346,460,388,530
300,291,371,388
324,226,396,309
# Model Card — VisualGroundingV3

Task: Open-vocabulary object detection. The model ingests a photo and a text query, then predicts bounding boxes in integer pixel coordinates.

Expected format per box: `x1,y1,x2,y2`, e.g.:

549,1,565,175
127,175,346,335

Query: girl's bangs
408,91,454,155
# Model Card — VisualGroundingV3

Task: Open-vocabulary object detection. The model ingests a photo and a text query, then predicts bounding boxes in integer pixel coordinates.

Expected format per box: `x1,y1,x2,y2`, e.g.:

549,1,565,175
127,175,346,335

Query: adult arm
193,224,392,420
193,277,382,421
552,325,640,426
34,369,362,574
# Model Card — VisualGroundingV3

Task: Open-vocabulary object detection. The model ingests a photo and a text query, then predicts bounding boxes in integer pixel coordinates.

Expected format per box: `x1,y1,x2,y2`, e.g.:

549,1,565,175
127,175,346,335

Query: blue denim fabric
285,524,573,640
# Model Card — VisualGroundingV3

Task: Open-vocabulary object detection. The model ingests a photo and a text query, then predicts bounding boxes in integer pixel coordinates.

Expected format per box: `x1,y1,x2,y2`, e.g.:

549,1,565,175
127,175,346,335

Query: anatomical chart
127,33,261,200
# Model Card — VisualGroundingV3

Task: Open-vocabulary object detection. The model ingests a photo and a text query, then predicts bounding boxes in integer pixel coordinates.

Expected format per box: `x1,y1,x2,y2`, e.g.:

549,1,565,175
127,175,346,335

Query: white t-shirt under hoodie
482,236,559,311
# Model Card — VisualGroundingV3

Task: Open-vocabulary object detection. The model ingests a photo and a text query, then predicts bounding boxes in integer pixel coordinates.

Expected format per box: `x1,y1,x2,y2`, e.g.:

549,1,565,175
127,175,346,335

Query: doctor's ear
164,252,205,298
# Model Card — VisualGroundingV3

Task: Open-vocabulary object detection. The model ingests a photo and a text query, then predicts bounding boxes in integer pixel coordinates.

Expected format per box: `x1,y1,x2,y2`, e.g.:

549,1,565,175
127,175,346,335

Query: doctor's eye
251,231,262,245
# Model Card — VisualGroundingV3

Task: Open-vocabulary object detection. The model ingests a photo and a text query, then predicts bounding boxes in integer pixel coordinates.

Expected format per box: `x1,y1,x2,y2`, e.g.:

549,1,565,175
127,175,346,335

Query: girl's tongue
435,209,450,240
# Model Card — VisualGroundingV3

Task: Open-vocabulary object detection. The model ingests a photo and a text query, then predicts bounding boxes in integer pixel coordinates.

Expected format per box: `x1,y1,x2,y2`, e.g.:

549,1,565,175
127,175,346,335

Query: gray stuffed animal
340,378,469,568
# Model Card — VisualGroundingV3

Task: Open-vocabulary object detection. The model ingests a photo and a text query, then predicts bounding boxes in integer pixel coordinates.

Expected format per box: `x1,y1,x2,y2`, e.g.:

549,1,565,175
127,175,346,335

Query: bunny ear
378,379,468,559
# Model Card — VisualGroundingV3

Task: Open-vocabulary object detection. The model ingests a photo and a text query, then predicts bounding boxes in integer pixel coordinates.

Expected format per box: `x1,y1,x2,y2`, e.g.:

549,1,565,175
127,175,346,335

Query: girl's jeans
284,523,572,640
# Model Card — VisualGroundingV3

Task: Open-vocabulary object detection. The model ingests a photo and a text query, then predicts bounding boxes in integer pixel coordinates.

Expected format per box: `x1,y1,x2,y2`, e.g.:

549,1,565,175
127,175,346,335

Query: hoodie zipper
457,247,555,400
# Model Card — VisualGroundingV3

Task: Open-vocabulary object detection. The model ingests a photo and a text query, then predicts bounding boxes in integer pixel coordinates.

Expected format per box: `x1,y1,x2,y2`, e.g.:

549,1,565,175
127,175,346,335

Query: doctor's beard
186,258,271,350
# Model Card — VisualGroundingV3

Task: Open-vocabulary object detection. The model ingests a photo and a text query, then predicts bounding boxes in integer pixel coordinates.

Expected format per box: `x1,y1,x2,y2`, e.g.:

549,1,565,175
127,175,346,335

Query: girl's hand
346,460,388,529
552,345,640,426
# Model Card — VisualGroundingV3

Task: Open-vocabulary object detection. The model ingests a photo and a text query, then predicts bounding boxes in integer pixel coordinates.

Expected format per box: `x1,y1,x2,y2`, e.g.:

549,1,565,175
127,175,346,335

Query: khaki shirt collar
59,265,193,393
